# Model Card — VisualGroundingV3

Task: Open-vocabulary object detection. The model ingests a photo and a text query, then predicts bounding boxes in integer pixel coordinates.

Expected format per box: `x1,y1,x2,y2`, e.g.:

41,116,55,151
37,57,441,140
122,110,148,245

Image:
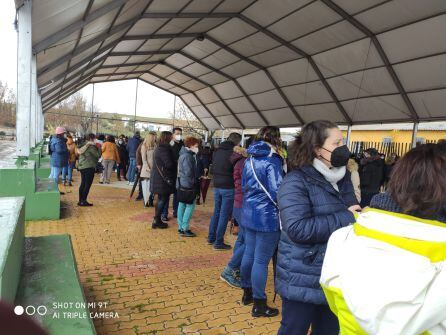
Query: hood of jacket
230,146,247,165
247,141,275,158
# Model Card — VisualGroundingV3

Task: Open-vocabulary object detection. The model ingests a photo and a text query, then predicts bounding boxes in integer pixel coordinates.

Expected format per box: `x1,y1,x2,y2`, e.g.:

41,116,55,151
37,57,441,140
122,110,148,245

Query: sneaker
178,229,185,236
161,216,169,222
252,299,279,318
183,230,196,238
99,181,104,184
68,182,73,187
220,266,241,288
213,243,232,251
207,239,215,245
63,181,67,186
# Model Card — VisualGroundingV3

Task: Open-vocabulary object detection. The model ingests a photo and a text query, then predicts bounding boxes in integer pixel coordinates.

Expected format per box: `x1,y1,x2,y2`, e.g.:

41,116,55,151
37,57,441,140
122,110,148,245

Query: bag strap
154,151,169,184
250,157,282,229
250,158,277,208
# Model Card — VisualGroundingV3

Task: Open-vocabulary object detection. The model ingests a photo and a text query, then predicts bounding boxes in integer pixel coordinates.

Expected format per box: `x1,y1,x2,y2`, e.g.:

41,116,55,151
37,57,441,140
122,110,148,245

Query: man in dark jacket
126,131,141,184
207,132,242,250
359,148,384,207
162,127,183,220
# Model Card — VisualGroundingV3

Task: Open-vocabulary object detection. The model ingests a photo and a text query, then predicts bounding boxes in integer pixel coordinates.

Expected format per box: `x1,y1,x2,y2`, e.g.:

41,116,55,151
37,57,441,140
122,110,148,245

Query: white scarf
312,158,346,192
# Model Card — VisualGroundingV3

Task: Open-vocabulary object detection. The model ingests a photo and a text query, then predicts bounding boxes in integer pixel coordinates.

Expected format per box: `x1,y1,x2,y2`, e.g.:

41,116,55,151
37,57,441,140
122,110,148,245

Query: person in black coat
150,131,175,229
161,127,184,220
116,135,128,181
359,148,384,207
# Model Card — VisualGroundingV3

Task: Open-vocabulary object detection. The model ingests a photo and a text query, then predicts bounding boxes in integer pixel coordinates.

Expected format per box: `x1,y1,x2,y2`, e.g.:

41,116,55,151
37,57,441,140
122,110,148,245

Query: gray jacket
176,147,198,189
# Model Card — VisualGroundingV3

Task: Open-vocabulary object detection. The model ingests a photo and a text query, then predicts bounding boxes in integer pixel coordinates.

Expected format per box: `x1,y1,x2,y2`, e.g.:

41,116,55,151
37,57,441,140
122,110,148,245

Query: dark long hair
159,131,172,145
388,143,446,218
290,120,338,169
255,126,282,148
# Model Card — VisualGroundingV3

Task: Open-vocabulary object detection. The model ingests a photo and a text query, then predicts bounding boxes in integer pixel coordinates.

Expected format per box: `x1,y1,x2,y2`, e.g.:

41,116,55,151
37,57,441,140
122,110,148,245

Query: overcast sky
0,1,175,119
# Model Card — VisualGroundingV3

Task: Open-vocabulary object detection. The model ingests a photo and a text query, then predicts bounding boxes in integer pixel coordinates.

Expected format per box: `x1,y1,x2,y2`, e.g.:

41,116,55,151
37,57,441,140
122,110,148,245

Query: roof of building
19,0,446,130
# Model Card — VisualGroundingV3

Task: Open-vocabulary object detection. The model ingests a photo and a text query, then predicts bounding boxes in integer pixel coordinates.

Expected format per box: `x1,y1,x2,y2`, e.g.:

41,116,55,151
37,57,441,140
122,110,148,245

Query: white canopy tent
14,0,446,156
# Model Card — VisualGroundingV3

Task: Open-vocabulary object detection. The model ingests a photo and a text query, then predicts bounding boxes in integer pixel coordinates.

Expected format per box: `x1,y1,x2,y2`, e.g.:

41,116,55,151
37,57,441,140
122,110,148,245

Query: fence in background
349,140,438,157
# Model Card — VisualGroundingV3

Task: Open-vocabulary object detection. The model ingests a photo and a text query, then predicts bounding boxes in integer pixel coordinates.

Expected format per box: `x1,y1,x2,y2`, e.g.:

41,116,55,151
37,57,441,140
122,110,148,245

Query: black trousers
79,168,95,203
278,298,339,335
155,194,170,220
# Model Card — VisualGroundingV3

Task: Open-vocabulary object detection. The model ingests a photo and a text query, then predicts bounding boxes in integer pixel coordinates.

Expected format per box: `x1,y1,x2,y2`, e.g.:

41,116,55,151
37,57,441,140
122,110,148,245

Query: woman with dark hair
150,131,175,229
277,120,359,334
176,136,200,237
321,143,446,334
76,133,101,206
240,126,284,317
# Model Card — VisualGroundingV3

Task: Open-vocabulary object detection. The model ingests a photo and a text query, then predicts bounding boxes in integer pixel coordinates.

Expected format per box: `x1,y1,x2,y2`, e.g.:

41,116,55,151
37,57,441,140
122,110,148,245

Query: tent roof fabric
19,0,446,130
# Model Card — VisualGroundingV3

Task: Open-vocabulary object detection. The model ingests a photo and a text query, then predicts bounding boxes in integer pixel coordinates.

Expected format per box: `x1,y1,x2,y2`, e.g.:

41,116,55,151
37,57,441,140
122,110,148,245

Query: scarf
313,158,346,192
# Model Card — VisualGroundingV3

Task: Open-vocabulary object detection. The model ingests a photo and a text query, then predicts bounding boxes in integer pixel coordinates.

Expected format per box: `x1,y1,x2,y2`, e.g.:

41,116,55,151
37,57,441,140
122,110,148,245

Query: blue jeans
162,191,178,217
241,228,280,299
278,298,339,335
49,166,63,184
127,158,136,182
208,188,234,247
62,162,75,182
228,207,245,270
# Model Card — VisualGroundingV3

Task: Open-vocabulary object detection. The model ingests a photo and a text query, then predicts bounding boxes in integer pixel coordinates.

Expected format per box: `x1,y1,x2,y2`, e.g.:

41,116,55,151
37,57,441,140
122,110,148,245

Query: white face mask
191,147,199,154
175,134,182,141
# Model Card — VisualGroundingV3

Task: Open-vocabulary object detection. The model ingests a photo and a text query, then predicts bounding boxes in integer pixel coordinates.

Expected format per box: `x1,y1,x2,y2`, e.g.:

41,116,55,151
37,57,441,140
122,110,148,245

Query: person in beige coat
347,158,361,203
140,132,157,206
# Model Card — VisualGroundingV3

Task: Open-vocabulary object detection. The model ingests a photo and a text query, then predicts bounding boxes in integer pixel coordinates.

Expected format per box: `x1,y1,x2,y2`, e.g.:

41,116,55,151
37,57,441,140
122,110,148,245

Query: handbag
154,152,174,187
177,178,196,204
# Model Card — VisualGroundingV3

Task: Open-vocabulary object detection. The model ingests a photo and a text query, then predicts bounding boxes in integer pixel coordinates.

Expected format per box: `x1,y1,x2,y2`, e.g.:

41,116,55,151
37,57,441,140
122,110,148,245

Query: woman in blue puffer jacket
276,120,360,335
240,126,284,318
49,126,69,184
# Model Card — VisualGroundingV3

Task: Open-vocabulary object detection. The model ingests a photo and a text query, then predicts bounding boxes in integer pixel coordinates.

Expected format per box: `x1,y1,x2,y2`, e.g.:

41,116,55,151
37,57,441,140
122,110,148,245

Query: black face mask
321,145,351,167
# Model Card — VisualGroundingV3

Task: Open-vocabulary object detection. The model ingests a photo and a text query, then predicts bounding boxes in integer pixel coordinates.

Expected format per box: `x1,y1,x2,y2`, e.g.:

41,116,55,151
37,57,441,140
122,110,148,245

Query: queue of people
47,121,446,334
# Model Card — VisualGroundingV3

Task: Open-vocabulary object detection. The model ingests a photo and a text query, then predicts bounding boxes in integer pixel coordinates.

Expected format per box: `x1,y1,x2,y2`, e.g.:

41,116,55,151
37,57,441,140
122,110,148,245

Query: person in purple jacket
220,145,248,288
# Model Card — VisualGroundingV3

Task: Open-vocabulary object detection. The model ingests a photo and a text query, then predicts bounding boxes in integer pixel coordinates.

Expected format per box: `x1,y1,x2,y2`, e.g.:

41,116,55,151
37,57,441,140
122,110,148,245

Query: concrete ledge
0,197,25,303
15,235,97,335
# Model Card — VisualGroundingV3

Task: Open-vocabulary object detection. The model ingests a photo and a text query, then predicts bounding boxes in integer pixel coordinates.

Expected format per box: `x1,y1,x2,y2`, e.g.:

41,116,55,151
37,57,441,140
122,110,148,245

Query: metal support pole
411,122,419,148
30,55,37,148
241,129,245,147
346,125,352,147
16,0,32,157
204,131,208,143
133,79,139,133
221,129,225,142
172,95,176,129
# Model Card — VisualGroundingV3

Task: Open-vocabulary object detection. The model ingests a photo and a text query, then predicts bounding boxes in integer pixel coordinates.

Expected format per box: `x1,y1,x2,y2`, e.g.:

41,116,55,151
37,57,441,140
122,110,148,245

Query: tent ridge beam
160,62,245,129
320,0,419,122
123,33,200,40
142,12,237,19
37,15,138,76
144,70,223,129
204,34,305,125
177,51,269,126
33,0,127,54
109,50,177,56
237,14,351,125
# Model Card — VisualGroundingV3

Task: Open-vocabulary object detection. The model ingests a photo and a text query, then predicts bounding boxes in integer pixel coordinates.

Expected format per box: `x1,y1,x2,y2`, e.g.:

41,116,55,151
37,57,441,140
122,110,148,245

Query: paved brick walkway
26,172,281,334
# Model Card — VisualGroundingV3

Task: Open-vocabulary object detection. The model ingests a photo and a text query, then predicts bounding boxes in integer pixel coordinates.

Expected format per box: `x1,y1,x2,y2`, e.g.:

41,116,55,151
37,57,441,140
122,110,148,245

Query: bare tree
171,99,214,140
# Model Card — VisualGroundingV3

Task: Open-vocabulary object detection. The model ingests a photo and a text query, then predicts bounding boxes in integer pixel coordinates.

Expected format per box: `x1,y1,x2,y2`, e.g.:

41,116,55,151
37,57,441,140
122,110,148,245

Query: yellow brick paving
26,171,281,335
